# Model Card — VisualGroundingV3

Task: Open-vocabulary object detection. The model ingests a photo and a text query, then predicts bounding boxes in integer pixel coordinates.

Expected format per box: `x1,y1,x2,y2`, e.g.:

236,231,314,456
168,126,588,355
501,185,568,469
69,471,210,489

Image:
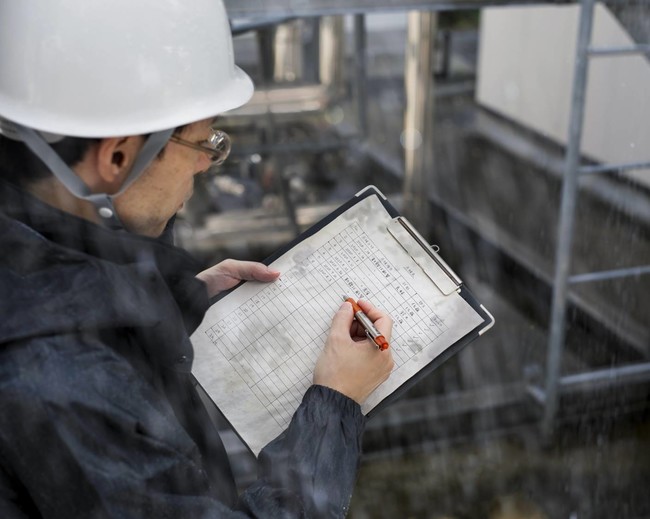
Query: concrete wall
476,3,650,185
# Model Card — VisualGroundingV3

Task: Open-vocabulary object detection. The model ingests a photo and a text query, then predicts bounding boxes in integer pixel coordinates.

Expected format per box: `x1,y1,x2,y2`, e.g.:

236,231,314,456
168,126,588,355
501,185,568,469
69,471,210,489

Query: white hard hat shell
0,0,253,138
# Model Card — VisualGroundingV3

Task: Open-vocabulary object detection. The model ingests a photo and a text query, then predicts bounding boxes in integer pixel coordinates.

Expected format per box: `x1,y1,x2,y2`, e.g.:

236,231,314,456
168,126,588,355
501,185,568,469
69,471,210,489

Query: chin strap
13,124,174,231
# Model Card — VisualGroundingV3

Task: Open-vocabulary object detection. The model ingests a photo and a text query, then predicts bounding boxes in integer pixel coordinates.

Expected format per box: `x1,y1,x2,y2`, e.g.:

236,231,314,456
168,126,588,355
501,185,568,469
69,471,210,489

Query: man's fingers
246,263,280,282
220,259,280,282
330,302,354,340
356,299,382,319
357,299,393,338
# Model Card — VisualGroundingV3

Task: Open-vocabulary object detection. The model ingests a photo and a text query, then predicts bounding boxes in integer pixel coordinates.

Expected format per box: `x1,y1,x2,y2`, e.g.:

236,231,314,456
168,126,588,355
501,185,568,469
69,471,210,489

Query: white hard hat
0,0,253,138
0,0,253,231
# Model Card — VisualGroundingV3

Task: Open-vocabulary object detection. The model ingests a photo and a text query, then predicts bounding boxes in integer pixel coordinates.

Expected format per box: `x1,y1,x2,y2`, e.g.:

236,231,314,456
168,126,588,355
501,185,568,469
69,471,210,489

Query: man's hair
0,135,98,186
0,125,187,187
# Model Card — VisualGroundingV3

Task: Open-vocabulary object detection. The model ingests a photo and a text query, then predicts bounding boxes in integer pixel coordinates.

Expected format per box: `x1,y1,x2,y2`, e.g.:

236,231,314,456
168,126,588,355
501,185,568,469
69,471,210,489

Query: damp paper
190,194,485,455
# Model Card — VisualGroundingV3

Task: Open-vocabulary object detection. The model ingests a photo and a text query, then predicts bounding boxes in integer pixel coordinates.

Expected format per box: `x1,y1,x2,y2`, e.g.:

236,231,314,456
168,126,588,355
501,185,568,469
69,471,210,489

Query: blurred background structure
183,1,650,517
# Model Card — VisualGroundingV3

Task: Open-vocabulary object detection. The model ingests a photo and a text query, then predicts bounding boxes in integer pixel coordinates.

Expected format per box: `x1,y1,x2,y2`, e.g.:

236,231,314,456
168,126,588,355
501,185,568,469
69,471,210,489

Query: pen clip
365,330,376,344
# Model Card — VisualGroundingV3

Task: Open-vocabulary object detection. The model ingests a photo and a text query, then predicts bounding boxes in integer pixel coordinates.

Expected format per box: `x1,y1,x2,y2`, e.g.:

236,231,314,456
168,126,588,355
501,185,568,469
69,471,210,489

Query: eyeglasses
169,128,232,166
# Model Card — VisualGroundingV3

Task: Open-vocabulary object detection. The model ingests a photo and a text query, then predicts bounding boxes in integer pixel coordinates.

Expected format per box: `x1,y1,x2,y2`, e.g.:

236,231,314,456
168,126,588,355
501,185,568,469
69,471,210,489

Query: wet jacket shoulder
0,180,366,518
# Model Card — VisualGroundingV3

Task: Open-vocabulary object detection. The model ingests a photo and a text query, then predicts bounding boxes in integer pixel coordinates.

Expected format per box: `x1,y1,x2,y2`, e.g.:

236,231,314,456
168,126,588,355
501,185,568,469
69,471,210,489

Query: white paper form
191,195,485,455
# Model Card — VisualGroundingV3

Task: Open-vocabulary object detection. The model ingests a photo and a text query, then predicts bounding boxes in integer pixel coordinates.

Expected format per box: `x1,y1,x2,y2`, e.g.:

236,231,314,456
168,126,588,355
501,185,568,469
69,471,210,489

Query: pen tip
342,294,349,301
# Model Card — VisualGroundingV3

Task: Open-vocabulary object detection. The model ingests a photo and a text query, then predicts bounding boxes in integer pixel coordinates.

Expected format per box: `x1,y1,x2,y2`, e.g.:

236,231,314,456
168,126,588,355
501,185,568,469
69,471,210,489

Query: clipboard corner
355,184,388,200
478,304,496,335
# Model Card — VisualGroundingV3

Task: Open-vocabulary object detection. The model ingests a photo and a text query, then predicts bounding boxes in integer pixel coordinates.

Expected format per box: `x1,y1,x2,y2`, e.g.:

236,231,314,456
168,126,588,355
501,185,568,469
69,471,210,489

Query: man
0,1,394,517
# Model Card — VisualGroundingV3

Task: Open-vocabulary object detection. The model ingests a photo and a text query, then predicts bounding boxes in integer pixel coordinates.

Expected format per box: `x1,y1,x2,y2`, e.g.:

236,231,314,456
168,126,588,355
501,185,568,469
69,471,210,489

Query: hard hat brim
0,66,254,139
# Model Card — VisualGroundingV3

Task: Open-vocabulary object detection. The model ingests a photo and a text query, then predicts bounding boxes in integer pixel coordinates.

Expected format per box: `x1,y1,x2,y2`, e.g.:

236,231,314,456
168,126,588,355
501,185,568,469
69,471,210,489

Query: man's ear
94,136,145,194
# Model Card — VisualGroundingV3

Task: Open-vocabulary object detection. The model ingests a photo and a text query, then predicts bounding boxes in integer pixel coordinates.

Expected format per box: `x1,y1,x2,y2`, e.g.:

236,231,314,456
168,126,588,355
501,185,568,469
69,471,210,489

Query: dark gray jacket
0,180,365,518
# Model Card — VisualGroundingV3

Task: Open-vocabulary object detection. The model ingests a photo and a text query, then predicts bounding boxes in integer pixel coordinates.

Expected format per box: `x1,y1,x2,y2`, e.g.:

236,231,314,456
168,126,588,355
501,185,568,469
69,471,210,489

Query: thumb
246,262,281,282
330,301,354,338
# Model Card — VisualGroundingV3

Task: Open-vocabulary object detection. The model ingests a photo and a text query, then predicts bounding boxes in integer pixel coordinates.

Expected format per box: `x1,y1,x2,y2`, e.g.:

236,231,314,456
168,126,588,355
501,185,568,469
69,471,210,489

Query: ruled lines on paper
204,222,448,428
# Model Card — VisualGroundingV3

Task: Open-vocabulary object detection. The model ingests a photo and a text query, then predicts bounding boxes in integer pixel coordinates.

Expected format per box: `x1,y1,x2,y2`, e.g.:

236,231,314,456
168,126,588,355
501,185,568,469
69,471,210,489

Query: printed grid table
204,222,448,427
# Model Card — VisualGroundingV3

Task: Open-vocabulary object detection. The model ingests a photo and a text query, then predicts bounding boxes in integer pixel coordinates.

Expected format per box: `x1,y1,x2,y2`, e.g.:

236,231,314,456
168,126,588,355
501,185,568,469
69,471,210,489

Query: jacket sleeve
0,338,365,519
238,385,366,519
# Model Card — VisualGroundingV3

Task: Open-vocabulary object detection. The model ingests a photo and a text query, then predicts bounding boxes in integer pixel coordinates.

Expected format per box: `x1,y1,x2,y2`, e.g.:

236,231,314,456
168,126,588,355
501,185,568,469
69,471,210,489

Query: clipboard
191,185,494,455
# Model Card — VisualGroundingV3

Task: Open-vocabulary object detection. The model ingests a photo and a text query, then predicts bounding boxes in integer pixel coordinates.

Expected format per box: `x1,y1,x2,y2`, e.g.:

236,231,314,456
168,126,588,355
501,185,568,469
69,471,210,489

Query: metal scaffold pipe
403,10,437,232
542,0,597,440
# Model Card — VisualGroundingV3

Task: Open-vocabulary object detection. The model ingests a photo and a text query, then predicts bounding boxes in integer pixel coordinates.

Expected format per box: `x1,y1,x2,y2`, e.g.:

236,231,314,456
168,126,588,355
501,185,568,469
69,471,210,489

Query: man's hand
196,259,280,299
313,300,395,404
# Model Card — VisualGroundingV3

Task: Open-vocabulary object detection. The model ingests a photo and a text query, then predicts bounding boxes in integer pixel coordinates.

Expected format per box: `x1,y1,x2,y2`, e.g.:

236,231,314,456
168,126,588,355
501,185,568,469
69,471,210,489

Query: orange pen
343,296,390,351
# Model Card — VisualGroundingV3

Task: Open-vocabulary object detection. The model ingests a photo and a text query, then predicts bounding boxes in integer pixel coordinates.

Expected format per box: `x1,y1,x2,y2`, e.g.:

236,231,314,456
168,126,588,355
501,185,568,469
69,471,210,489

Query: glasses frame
169,128,231,166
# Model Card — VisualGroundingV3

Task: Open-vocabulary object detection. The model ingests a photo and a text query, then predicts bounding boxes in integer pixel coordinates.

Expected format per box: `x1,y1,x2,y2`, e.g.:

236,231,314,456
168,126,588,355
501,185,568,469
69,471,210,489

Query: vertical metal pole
319,16,345,97
257,28,276,83
403,11,437,231
542,0,596,439
353,14,369,139
273,21,304,82
257,25,300,237
302,18,321,84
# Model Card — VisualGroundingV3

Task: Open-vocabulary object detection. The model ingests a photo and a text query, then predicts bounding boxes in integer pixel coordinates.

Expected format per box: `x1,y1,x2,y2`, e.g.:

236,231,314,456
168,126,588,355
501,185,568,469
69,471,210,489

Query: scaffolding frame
539,0,650,439
218,0,650,445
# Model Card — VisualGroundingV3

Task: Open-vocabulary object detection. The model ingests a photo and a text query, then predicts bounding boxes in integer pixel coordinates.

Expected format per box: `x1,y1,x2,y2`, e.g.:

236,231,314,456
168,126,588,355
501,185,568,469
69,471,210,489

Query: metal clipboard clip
387,216,463,296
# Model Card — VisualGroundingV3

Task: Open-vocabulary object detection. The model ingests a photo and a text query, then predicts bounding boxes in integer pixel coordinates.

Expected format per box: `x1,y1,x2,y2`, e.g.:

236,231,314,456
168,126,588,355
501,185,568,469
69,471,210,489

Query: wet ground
350,421,650,518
